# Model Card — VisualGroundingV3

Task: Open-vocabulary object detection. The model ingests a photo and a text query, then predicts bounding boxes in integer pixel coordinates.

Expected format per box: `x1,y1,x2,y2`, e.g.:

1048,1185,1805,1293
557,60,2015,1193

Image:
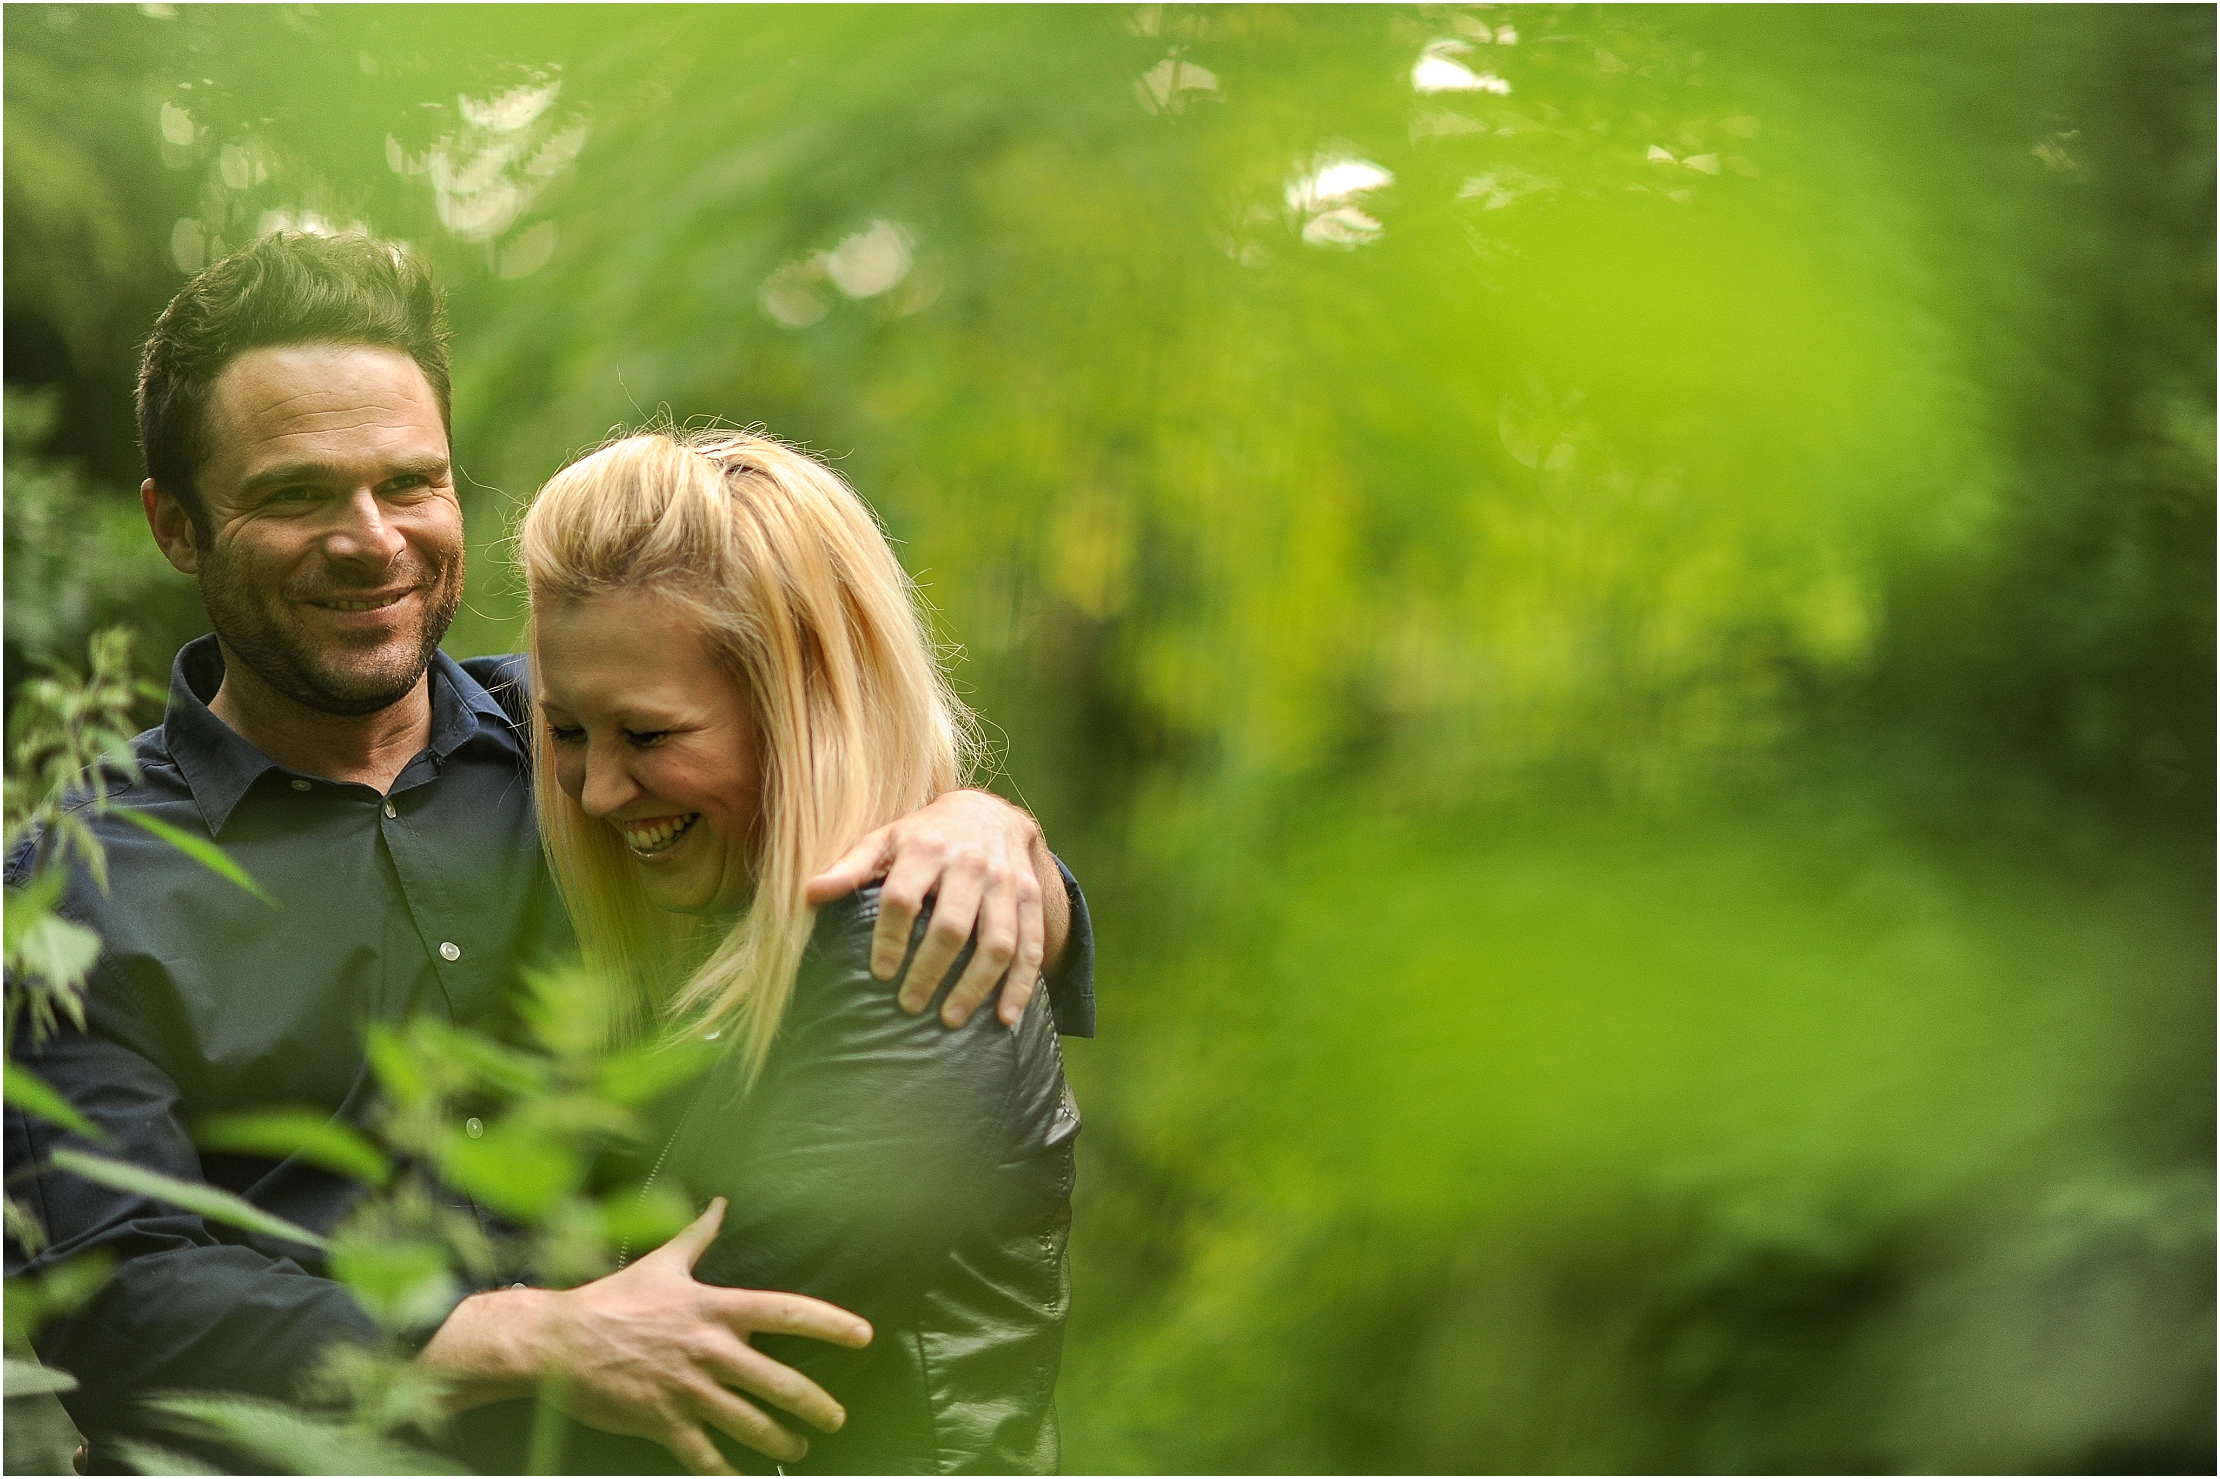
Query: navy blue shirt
6,634,1094,1460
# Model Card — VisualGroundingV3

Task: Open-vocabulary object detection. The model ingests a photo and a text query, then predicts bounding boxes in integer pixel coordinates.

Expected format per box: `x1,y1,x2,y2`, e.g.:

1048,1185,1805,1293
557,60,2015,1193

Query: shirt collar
163,635,514,836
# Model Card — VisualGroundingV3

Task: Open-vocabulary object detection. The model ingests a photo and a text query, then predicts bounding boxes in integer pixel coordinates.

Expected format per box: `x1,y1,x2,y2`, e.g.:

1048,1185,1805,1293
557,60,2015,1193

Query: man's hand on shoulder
419,1199,871,1476
805,789,1071,1028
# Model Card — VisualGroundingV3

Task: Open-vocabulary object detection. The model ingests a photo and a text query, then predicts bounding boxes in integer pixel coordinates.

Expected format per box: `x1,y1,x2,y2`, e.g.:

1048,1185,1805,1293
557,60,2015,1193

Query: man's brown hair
136,231,452,533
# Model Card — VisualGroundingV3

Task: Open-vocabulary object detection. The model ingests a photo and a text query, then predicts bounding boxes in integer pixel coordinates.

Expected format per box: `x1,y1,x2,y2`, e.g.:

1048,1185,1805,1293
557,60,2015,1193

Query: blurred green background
5,4,2212,1472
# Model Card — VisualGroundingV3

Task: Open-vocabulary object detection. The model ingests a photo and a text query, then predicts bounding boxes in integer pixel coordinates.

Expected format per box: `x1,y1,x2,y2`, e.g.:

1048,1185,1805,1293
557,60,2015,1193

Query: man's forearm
418,1287,554,1413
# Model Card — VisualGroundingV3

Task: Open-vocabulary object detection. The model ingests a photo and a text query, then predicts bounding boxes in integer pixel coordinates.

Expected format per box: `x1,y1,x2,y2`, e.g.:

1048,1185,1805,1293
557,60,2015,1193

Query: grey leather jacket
494,885,1080,1475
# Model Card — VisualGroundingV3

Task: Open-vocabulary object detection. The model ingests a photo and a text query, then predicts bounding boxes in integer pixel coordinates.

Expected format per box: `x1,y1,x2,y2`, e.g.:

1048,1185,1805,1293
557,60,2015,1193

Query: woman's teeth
621,813,700,855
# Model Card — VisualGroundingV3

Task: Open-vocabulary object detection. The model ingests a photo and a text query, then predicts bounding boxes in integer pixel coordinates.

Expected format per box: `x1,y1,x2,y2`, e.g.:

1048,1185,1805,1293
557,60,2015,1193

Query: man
5,230,1094,1475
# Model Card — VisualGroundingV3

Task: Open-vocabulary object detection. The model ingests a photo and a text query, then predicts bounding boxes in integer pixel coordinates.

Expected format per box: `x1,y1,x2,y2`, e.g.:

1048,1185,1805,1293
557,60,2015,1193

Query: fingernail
943,1006,969,1027
852,1323,872,1342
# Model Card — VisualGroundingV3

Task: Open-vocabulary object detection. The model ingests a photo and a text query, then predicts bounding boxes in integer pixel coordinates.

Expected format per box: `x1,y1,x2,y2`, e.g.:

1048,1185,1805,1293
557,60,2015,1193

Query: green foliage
4,1253,114,1352
2,4,2211,1474
2,1360,78,1399
194,1111,390,1188
110,811,275,907
48,1150,329,1251
142,1394,466,1476
3,1063,105,1144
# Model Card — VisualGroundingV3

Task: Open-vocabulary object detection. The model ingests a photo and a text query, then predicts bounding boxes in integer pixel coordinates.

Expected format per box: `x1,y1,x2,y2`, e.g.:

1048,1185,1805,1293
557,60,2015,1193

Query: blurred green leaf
515,961,621,1062
4,1062,105,1141
415,1021,551,1098
328,1237,458,1330
194,1109,391,1187
111,810,275,906
4,1250,114,1348
111,1439,224,1476
508,1091,643,1144
3,1357,78,1397
49,1149,327,1250
437,1123,582,1223
144,1393,466,1475
602,1182,696,1252
594,1036,720,1107
364,1020,430,1109
3,879,100,1001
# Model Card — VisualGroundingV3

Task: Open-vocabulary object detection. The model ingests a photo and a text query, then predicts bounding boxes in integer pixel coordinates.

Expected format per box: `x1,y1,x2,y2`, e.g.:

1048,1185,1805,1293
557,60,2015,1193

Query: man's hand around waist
806,787,1072,1029
418,1199,872,1475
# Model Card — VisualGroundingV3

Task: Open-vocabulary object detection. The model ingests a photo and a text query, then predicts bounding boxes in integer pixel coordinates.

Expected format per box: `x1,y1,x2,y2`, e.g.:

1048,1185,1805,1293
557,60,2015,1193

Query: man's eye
268,486,316,503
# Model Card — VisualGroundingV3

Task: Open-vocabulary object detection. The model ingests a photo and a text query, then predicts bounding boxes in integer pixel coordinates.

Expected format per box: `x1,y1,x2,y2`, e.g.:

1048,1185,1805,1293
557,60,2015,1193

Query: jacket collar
164,635,510,836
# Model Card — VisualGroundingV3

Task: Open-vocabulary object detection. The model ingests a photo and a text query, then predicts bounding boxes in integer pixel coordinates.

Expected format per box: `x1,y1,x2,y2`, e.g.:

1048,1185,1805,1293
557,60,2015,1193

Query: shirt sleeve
6,1019,384,1450
1045,854,1097,1038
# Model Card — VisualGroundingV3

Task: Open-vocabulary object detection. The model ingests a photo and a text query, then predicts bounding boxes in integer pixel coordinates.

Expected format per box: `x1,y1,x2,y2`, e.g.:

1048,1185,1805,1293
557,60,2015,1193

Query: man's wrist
418,1286,558,1413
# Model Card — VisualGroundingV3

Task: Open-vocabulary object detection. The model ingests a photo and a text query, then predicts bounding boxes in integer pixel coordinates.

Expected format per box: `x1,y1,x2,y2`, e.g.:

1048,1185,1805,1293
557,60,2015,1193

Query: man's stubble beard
198,546,466,718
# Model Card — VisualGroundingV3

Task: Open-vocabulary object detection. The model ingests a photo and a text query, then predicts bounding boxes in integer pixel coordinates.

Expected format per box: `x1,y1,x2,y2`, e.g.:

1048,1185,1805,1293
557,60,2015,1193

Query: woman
516,428,1078,1474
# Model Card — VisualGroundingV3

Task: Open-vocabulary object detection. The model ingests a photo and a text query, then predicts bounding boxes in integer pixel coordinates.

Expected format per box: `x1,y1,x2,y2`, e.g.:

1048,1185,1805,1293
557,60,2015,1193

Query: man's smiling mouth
312,592,408,614
621,813,701,856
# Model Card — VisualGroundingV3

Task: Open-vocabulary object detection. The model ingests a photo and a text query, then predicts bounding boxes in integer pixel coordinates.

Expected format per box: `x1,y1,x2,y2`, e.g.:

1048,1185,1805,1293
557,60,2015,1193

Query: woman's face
535,588,762,918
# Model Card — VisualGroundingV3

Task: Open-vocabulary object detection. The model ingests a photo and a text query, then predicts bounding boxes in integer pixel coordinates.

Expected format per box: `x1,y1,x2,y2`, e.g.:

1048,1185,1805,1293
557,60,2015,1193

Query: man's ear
143,478,203,575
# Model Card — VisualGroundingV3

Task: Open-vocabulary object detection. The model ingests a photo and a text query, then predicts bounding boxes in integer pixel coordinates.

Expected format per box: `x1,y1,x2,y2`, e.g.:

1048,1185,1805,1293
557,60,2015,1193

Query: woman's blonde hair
518,427,981,1076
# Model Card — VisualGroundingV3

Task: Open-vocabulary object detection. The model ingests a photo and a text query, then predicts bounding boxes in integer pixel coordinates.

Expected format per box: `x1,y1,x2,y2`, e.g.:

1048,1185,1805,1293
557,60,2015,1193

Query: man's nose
578,743,639,820
323,487,405,568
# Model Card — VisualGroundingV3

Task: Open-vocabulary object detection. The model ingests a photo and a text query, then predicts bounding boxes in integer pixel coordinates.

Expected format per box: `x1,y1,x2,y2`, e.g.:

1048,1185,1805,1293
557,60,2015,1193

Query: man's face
166,344,465,716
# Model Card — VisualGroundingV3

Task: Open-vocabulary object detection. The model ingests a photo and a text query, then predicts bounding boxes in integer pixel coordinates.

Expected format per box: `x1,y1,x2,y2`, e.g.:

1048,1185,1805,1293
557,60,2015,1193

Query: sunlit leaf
4,893,100,997
112,809,275,906
49,1149,327,1250
5,1062,105,1141
194,1109,390,1187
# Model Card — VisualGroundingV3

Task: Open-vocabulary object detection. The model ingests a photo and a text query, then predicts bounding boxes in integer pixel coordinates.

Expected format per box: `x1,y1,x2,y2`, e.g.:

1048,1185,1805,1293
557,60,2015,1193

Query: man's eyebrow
237,456,451,496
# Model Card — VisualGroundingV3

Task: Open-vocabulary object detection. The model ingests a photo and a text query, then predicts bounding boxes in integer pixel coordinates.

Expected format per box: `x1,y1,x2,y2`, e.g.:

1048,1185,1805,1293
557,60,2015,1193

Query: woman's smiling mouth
620,813,701,855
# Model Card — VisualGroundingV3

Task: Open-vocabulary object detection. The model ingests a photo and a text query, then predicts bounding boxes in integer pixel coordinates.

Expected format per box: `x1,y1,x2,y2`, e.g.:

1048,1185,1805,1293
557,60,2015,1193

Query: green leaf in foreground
2,1356,79,1397
3,880,101,1002
111,1439,224,1477
5,1062,105,1141
194,1109,391,1187
48,1149,327,1250
144,1393,466,1475
595,1034,721,1106
4,1250,115,1349
112,809,276,906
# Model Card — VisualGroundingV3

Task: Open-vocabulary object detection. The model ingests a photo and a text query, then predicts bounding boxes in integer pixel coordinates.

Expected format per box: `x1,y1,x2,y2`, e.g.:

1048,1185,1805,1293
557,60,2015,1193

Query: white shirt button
383,800,398,819
439,941,461,961
290,779,311,792
465,1117,484,1138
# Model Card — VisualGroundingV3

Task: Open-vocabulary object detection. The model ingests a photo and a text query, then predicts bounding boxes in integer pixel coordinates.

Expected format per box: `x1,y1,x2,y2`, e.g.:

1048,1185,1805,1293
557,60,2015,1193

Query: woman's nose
578,743,639,819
